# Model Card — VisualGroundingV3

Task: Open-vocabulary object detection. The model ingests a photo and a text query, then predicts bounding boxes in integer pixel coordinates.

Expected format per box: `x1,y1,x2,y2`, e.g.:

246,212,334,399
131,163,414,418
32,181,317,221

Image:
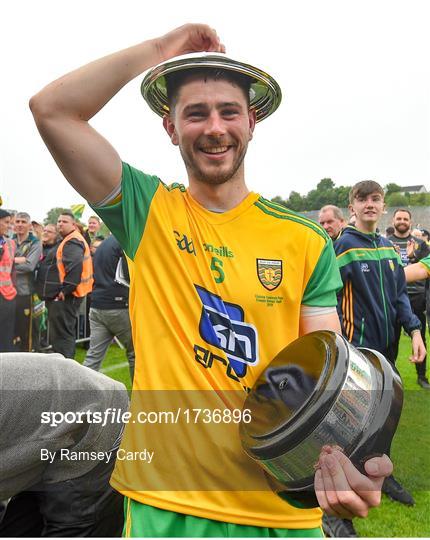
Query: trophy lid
141,52,282,123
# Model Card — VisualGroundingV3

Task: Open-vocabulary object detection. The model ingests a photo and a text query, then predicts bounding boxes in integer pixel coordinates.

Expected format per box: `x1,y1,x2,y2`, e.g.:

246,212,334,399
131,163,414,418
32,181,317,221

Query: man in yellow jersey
30,23,392,537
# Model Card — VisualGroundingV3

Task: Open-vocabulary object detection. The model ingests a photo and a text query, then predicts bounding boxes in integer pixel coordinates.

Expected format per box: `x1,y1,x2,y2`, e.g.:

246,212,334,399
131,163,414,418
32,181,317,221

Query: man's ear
248,109,257,141
163,115,179,146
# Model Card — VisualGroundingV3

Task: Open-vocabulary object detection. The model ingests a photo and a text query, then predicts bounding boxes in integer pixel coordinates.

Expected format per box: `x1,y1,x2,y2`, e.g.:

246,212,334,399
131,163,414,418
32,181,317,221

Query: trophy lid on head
141,52,282,123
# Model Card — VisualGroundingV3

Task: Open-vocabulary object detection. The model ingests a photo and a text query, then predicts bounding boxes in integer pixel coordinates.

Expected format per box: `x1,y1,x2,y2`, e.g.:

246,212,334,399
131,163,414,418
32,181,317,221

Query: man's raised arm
29,24,225,204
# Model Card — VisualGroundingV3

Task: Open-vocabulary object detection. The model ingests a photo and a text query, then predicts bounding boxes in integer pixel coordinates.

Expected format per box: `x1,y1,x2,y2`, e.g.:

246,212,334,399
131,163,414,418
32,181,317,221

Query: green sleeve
90,162,160,260
420,254,430,272
302,240,343,307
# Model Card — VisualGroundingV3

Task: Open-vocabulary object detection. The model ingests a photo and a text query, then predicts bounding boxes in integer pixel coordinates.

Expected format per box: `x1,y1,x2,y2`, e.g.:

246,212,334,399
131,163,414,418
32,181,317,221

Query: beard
394,223,410,234
179,141,247,186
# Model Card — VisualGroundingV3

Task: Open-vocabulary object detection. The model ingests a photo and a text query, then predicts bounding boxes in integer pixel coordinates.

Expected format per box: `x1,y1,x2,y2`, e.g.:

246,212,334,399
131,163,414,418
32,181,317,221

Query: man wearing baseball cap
31,24,392,537
0,209,17,352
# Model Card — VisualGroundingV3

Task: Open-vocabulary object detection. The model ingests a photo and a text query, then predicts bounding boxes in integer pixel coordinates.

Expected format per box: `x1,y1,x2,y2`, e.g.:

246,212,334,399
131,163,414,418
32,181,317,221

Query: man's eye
188,111,204,118
223,109,239,116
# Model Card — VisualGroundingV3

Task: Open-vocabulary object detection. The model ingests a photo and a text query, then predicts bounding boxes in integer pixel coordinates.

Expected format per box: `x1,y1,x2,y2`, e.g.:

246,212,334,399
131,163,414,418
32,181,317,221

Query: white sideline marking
101,361,129,374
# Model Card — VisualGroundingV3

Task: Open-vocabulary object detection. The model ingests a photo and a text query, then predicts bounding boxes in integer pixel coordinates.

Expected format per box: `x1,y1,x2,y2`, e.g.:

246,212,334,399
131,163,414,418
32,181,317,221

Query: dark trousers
393,294,427,379
14,294,33,351
0,295,16,352
0,459,124,537
46,296,83,359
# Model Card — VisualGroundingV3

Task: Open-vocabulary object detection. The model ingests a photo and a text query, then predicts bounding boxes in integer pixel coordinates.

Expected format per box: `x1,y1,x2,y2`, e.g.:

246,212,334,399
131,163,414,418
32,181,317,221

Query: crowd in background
0,209,134,378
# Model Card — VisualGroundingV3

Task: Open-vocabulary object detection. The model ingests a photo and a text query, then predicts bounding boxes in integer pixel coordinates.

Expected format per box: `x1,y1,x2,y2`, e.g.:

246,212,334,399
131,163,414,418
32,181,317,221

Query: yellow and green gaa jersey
92,162,342,529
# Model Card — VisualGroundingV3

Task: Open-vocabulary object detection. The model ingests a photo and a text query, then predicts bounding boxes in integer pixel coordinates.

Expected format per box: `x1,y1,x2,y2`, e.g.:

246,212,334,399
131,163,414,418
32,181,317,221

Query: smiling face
88,217,100,234
42,224,58,245
349,191,385,233
14,216,31,238
163,76,255,187
393,210,412,237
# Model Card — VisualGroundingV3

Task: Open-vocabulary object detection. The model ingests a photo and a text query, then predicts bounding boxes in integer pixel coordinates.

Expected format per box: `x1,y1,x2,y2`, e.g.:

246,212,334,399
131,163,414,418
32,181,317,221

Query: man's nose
204,112,226,137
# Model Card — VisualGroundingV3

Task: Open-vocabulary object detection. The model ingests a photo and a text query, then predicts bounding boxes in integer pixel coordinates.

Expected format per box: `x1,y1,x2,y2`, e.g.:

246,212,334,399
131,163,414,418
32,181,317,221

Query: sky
1,0,429,223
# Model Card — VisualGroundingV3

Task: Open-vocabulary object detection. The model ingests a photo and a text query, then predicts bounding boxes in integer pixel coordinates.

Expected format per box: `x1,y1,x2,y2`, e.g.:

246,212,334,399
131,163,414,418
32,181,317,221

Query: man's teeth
202,146,228,154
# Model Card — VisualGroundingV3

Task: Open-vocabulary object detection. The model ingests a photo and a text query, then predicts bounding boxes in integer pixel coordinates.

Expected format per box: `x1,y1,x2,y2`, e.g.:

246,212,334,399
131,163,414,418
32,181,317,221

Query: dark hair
349,180,384,204
59,211,75,221
385,226,395,236
165,68,253,113
393,208,411,219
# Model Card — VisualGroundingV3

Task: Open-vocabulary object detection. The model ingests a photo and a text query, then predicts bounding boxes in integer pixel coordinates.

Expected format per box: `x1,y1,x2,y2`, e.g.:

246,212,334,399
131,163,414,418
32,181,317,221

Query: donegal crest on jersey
257,259,283,290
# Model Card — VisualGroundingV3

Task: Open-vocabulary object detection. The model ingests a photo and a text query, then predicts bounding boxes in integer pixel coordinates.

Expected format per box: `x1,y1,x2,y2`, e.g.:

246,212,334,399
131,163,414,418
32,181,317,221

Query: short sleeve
419,254,430,275
90,162,160,260
302,240,343,307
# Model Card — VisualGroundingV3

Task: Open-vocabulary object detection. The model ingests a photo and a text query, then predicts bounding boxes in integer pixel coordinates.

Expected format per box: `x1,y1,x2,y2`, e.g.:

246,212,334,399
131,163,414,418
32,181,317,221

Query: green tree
43,207,69,225
385,192,408,207
271,196,288,207
334,186,350,208
409,192,430,206
305,178,336,210
384,183,402,196
286,191,305,211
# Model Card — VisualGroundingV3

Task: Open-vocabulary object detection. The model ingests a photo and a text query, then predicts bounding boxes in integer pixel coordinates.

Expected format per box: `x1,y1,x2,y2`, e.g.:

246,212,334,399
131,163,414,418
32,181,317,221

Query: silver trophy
240,331,403,507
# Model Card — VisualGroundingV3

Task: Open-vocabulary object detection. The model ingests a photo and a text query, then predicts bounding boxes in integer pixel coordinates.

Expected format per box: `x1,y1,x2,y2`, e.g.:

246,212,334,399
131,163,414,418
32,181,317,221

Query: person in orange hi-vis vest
0,208,17,352
45,211,93,359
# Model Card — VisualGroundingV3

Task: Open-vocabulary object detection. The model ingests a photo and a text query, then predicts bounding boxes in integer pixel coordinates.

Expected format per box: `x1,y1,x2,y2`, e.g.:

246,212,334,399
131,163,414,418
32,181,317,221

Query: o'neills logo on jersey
203,243,234,258
257,259,283,291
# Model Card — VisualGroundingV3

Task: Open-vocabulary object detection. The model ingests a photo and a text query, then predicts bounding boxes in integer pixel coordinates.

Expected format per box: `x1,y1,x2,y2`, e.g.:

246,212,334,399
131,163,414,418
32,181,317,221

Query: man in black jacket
34,223,61,350
35,224,61,301
83,234,134,381
388,209,430,389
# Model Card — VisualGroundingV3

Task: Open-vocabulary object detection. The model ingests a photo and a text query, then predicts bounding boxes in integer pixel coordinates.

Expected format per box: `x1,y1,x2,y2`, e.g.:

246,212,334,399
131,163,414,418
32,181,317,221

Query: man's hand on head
314,446,392,518
156,24,226,63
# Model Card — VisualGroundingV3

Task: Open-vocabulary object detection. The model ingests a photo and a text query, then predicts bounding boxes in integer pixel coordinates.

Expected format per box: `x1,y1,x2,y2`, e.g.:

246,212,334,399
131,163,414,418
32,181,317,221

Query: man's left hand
314,447,392,518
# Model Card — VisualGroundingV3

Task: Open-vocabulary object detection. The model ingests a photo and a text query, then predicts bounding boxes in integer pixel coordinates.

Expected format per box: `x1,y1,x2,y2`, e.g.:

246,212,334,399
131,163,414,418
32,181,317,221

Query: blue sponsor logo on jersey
195,285,259,378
